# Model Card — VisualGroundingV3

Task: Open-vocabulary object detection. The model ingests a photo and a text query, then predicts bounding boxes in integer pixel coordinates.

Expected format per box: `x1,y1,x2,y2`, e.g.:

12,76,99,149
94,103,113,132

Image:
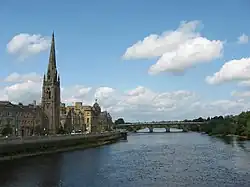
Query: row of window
0,111,35,118
0,119,40,126
60,109,92,115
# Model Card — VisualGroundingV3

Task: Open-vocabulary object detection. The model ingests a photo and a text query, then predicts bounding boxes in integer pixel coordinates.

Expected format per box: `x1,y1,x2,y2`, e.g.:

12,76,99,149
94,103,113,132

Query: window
46,88,51,99
87,118,89,124
46,90,51,99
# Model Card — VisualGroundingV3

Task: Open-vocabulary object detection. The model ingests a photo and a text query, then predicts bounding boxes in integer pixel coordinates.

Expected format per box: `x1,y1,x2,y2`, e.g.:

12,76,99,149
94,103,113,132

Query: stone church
0,33,113,136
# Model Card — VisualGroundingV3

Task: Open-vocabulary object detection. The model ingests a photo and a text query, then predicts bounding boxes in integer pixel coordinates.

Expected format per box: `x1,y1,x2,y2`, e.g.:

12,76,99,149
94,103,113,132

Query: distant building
99,111,114,131
0,33,113,137
0,100,43,136
60,100,113,134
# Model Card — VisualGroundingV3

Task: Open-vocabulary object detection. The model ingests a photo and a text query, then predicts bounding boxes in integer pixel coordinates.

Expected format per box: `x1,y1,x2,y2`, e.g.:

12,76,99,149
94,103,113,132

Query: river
1,131,250,187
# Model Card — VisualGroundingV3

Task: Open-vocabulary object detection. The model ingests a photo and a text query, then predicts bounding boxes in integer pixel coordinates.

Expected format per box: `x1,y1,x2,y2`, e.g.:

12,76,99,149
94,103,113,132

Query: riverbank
206,133,250,140
0,132,125,161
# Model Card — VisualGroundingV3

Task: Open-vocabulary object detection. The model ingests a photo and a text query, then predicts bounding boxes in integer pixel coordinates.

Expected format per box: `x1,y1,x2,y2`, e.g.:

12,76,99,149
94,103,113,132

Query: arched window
48,91,51,99
46,89,51,99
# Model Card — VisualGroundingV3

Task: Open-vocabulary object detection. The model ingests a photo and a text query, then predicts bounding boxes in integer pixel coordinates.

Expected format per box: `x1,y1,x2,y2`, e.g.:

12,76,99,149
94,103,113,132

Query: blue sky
0,0,250,121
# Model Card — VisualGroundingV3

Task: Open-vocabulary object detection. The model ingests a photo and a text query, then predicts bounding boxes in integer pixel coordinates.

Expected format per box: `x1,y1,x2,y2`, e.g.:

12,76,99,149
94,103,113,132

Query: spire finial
48,32,56,71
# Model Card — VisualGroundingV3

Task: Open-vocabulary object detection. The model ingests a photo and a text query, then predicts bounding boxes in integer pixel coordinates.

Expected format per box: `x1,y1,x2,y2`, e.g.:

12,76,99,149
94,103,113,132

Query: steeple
48,32,56,73
57,74,60,82
41,31,61,135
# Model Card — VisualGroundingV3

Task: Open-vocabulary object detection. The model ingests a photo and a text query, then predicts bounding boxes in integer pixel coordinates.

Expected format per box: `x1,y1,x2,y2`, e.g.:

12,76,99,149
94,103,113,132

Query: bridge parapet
117,121,206,127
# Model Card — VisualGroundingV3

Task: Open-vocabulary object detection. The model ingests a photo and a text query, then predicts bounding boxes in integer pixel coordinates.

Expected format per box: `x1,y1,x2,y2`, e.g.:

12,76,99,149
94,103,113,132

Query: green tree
34,125,42,135
57,125,67,134
1,124,13,136
246,120,250,138
115,118,125,125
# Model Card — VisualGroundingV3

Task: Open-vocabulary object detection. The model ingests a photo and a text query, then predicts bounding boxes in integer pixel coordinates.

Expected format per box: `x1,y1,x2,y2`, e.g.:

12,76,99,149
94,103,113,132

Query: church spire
57,73,60,82
48,32,56,72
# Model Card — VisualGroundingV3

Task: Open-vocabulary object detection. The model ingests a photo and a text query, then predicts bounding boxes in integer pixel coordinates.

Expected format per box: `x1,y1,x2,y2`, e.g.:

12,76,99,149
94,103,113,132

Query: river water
1,131,250,187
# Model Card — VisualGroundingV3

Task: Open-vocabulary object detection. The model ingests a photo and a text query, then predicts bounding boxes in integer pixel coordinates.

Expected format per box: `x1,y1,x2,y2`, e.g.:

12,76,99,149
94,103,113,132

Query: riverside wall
0,132,126,161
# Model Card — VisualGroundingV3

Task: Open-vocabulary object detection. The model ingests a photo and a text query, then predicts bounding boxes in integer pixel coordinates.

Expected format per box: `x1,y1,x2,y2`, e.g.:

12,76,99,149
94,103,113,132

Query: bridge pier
182,127,189,132
148,127,153,133
165,128,170,133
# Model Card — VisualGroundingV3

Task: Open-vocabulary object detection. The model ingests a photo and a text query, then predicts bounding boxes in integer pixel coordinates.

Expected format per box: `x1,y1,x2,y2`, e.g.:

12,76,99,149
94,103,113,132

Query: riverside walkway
0,132,117,145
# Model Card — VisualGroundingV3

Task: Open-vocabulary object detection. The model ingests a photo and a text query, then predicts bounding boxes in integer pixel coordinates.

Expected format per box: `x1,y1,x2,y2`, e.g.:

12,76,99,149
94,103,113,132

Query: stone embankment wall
0,132,124,161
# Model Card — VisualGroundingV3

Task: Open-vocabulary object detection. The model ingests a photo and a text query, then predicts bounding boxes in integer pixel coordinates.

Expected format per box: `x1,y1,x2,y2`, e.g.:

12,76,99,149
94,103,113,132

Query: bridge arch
116,121,206,133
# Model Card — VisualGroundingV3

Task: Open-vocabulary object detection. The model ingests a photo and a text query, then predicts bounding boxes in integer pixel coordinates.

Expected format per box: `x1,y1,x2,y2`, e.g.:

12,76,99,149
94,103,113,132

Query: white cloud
95,87,115,99
238,80,250,87
1,73,249,121
237,33,249,44
122,20,224,74
231,90,250,98
4,80,42,104
62,85,92,105
7,33,50,60
190,99,248,118
206,58,250,85
3,72,42,82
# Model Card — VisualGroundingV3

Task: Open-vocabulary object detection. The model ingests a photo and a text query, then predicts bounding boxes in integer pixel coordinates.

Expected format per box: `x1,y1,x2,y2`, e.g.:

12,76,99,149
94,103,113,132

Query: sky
0,0,250,122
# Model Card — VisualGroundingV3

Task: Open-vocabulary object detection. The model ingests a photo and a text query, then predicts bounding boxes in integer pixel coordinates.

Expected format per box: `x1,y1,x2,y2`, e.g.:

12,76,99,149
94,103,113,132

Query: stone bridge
116,121,207,133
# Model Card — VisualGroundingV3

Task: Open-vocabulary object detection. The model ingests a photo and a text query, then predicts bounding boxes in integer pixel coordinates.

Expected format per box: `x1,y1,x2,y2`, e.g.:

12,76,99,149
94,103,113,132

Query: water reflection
0,133,250,187
0,159,18,186
213,135,250,153
59,147,109,186
36,155,62,187
218,136,234,145
0,154,63,187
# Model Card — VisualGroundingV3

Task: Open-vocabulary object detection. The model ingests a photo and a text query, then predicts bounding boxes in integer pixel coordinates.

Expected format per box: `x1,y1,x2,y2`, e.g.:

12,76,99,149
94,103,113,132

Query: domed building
93,99,101,116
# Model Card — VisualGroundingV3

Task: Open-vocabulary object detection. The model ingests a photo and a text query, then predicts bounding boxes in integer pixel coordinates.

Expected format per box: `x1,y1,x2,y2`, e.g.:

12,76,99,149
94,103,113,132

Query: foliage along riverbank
114,112,250,140
190,111,250,140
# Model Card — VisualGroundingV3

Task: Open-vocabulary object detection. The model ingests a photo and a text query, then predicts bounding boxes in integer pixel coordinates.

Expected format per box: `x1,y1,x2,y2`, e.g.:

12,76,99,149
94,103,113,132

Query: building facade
0,101,43,136
0,33,113,137
60,100,113,134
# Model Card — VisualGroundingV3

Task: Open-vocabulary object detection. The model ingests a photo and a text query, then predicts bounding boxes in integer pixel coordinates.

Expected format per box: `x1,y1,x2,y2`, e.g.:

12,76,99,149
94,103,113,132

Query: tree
246,120,250,138
193,117,205,122
197,111,250,139
57,125,67,134
1,124,13,136
34,125,43,135
114,118,125,125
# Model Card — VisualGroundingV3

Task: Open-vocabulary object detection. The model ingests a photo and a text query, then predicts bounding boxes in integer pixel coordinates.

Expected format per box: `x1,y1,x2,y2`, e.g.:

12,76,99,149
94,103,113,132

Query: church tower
41,32,61,134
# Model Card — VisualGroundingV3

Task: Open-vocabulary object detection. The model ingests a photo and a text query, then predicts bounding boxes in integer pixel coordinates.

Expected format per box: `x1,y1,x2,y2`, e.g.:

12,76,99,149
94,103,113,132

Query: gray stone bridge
116,121,207,133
